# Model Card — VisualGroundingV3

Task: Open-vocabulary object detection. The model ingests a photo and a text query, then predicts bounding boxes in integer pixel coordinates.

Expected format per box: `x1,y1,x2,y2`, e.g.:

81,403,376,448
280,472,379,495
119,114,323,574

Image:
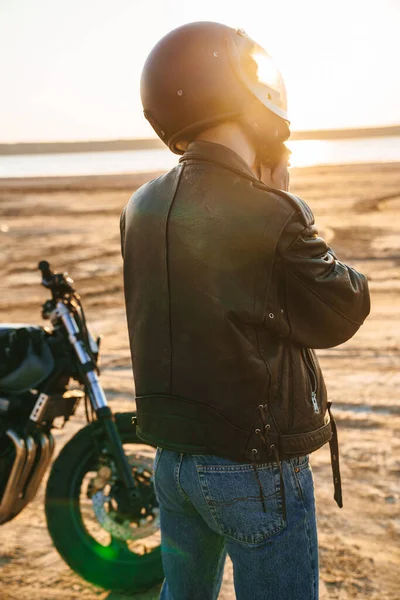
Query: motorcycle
0,261,163,592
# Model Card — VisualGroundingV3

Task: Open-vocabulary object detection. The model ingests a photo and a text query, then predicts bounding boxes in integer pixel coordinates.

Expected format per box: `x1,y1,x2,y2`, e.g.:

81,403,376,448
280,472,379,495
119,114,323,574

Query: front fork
54,302,141,512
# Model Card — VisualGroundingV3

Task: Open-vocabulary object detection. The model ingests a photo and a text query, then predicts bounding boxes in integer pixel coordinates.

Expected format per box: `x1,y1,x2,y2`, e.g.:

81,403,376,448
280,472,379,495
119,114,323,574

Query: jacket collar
179,140,257,182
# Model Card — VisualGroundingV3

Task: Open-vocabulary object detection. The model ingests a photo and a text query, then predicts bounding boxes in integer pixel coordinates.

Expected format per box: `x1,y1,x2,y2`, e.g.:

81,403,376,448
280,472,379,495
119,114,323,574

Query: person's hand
258,145,291,192
271,154,290,191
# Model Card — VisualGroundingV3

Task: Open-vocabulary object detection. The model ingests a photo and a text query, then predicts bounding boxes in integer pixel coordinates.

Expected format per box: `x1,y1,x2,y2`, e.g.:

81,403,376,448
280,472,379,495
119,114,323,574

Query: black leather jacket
120,141,370,492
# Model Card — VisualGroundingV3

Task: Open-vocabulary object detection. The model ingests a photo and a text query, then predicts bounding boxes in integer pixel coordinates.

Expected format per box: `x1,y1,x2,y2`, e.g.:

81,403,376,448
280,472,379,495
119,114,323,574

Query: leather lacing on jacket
251,403,287,522
250,402,343,520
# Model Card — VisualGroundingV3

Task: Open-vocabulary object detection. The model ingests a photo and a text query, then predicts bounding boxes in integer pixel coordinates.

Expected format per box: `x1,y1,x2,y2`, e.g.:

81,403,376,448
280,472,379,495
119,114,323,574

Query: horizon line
1,124,399,156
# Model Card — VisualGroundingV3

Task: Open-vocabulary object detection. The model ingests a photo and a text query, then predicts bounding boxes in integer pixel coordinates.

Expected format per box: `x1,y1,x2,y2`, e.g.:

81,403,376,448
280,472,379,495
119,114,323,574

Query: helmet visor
238,40,288,121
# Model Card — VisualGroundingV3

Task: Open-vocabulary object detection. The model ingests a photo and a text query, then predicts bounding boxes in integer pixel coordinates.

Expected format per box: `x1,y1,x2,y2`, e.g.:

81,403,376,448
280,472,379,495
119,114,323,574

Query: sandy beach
0,162,399,599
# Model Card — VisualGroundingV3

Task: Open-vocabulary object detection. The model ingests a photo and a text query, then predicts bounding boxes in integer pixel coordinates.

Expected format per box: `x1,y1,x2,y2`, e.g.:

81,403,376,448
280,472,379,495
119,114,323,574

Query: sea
0,136,399,178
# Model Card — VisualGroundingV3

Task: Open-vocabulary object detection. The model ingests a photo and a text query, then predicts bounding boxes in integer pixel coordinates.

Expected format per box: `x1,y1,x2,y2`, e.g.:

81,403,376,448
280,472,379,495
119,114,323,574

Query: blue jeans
153,448,319,600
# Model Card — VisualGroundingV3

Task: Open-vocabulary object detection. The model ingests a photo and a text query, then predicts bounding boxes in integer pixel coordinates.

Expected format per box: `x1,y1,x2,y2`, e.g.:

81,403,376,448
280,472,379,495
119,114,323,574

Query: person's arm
272,203,370,348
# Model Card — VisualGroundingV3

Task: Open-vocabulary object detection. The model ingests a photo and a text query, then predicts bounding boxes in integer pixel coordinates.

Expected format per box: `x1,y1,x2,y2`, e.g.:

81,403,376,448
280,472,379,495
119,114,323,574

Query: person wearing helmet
120,21,370,600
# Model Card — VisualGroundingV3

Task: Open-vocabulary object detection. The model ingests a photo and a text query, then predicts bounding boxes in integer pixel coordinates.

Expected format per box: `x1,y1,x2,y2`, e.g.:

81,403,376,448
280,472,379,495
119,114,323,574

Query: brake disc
89,453,160,542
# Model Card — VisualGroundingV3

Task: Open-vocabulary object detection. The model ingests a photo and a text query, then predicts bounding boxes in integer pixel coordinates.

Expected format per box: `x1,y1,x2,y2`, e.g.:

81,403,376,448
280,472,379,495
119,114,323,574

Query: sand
0,162,399,599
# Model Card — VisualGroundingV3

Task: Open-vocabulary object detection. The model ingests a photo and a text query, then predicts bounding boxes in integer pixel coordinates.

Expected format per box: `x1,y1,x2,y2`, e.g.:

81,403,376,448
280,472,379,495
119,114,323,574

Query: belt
327,402,343,508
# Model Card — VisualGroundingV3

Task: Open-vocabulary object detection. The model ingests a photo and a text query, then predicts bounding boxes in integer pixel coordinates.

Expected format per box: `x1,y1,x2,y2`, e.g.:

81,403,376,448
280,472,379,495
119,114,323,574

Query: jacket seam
282,265,364,325
251,207,294,450
252,220,270,320
253,330,272,446
274,211,365,327
263,209,296,320
136,393,251,433
283,268,293,339
285,225,317,253
165,164,185,394
255,329,272,379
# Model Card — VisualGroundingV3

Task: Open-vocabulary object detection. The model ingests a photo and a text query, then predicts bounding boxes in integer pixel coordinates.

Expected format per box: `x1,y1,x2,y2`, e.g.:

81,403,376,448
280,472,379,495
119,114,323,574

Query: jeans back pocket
195,460,286,545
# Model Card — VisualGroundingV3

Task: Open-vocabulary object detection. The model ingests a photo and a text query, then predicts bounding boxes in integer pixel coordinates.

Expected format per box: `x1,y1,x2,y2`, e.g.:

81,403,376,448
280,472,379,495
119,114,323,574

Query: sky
1,0,399,143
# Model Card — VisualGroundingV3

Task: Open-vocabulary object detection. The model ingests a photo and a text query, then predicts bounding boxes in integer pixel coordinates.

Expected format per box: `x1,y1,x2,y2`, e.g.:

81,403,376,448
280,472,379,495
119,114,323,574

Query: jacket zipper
302,348,320,414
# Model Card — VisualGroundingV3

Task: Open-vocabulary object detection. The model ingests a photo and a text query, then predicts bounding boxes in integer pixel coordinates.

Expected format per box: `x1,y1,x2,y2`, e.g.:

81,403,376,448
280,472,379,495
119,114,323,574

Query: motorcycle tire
45,412,164,592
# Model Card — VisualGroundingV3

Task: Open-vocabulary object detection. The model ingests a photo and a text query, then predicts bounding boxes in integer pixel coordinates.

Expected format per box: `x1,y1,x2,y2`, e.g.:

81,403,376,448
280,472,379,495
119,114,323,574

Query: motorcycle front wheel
45,412,164,592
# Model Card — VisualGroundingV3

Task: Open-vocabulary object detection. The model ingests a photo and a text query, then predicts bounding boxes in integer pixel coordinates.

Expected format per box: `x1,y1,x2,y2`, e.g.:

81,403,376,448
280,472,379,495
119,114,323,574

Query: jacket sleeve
271,200,370,349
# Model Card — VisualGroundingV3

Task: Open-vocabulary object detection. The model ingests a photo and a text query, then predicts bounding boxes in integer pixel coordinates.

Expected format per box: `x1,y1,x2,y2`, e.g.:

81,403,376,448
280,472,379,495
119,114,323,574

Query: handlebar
38,259,100,374
38,260,53,284
38,260,76,297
